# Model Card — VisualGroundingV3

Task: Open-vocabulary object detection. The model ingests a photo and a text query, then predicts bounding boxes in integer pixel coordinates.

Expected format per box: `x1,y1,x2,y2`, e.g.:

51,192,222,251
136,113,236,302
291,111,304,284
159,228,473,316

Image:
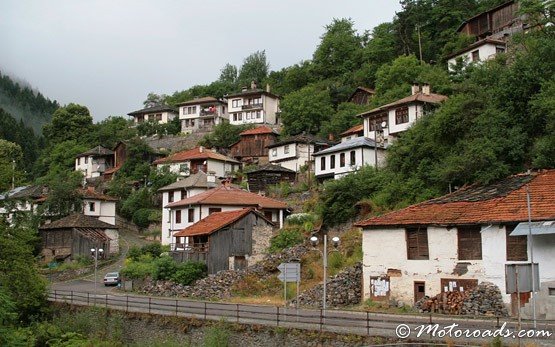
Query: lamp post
310,233,340,311
373,120,388,169
91,247,104,303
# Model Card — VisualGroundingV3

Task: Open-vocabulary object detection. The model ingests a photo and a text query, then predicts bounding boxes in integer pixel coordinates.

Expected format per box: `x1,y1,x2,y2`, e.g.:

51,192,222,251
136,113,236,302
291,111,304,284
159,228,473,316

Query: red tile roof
340,124,364,137
166,185,288,209
153,147,239,165
355,170,555,228
173,208,272,237
240,126,278,136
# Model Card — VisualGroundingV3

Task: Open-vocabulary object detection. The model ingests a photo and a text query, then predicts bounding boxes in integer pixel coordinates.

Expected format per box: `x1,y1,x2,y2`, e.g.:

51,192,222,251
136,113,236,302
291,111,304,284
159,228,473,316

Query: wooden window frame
320,157,325,171
168,191,174,203
457,225,482,260
330,155,335,169
175,210,181,224
395,107,409,125
350,150,356,166
406,227,429,260
187,208,194,223
339,153,345,167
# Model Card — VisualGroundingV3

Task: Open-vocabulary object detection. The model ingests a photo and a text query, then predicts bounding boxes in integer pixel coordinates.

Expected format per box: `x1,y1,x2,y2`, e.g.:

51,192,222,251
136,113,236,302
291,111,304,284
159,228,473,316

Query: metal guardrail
47,290,555,344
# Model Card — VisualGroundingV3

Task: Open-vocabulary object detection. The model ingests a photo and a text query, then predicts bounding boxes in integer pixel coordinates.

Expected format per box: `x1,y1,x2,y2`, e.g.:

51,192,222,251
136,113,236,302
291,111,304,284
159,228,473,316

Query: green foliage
40,170,84,219
120,188,152,220
268,228,304,253
0,108,41,175
140,242,164,258
198,122,254,149
319,102,371,138
171,261,207,286
120,258,157,279
152,255,178,281
0,139,25,192
237,50,269,86
280,84,334,135
132,208,155,228
203,322,230,347
219,63,238,85
137,117,181,137
43,103,93,145
285,213,316,226
89,116,137,149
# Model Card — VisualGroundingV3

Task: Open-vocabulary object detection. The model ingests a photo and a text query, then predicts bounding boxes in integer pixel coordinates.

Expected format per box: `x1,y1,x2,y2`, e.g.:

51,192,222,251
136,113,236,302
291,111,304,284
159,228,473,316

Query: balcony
170,242,208,263
200,108,219,117
242,103,263,110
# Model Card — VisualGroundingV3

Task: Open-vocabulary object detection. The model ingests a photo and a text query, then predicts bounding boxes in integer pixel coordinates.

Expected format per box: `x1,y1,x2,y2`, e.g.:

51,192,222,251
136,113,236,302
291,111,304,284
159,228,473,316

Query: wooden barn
229,126,279,165
246,164,296,193
457,0,522,40
39,213,118,263
171,208,275,273
348,87,375,105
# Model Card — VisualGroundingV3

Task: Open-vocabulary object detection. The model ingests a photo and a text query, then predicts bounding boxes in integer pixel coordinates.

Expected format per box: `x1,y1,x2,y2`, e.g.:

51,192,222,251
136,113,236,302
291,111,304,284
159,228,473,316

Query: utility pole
12,159,16,190
417,25,424,64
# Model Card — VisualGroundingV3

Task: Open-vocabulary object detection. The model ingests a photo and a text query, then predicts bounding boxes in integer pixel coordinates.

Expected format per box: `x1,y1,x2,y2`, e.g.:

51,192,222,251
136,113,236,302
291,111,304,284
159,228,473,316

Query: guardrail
47,290,555,343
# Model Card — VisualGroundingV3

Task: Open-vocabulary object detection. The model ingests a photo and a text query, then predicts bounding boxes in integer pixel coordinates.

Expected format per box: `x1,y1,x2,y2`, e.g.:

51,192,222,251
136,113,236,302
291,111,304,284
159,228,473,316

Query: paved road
51,228,151,294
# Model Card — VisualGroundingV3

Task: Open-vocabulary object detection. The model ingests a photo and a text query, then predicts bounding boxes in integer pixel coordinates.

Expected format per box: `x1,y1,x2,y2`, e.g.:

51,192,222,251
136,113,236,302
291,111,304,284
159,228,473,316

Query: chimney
328,133,335,141
250,80,257,90
199,146,204,153
411,84,421,95
223,179,231,188
422,83,431,95
241,86,248,92
266,84,271,93
207,171,216,186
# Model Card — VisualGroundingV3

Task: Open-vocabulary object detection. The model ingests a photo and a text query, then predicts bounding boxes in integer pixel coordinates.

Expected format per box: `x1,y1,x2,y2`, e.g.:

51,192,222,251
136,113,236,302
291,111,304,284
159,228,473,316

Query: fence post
204,302,207,320
126,295,129,312
175,299,178,316
319,309,323,331
71,291,74,305
105,294,108,309
236,304,239,323
276,307,280,327
54,290,57,302
87,292,90,306
366,311,370,336
149,297,151,314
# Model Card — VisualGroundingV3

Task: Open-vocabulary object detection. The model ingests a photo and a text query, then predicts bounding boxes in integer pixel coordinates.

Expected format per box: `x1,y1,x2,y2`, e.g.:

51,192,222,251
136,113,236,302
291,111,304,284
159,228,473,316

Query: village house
358,84,447,144
447,1,526,71
226,82,280,126
81,187,118,226
229,126,279,165
348,86,375,105
158,171,221,245
75,145,115,179
267,134,329,172
0,185,48,222
153,146,240,178
312,137,385,181
163,185,289,246
39,213,119,263
127,104,178,125
171,208,275,273
355,170,555,319
245,164,296,194
339,124,364,143
177,96,228,134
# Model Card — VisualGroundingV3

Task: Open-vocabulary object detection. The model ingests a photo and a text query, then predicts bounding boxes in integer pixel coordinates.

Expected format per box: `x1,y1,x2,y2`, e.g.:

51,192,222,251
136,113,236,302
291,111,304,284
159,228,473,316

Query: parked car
103,272,121,286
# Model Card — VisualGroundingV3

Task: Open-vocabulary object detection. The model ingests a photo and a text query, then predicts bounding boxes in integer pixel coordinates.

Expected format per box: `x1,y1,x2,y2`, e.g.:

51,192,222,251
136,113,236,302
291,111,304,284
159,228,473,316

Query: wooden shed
229,126,279,165
246,164,296,193
171,208,275,273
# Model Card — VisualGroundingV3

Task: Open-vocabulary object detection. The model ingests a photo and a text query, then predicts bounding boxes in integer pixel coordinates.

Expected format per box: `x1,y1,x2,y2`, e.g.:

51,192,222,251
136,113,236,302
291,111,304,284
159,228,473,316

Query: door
414,281,426,303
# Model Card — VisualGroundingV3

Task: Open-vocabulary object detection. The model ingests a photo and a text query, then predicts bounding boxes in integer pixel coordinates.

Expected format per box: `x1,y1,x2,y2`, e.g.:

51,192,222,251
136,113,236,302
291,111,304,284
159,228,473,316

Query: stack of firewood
419,291,469,314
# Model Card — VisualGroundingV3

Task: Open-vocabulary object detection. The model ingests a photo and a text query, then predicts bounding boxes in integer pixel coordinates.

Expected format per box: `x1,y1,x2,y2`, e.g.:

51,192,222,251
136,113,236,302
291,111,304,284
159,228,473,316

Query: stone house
81,187,118,226
355,170,555,318
171,208,275,273
177,96,228,134
226,82,280,126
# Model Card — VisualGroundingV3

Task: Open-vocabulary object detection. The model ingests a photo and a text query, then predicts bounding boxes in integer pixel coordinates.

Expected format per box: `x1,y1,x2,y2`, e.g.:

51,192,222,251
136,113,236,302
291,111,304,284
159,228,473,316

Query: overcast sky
0,1,401,121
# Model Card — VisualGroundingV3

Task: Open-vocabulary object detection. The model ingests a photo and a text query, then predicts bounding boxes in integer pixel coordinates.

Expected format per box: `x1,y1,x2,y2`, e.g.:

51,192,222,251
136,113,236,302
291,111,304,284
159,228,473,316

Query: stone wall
249,223,274,265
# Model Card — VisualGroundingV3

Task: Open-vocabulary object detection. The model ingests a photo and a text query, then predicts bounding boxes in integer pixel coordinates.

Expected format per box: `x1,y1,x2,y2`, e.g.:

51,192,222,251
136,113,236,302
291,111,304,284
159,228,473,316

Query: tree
42,103,93,145
89,116,136,149
143,93,167,108
33,140,88,182
237,51,270,87
280,85,334,135
40,170,83,218
219,63,238,84
312,18,363,79
264,61,314,96
0,140,24,192
198,122,254,149
319,102,371,139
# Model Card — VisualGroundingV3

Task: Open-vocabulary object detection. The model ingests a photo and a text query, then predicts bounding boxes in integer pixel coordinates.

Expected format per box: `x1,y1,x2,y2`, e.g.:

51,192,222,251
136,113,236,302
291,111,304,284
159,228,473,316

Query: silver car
103,272,121,286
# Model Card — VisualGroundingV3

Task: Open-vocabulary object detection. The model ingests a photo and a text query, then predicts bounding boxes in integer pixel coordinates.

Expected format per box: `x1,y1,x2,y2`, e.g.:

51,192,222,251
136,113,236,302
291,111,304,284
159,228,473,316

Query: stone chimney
328,133,335,141
422,83,431,95
411,84,421,95
206,171,216,186
266,84,271,93
250,80,257,90
199,146,204,153
241,86,248,92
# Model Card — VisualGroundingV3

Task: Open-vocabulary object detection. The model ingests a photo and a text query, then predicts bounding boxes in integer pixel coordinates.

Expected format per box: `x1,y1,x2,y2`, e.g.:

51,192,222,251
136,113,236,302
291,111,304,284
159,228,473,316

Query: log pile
418,290,469,315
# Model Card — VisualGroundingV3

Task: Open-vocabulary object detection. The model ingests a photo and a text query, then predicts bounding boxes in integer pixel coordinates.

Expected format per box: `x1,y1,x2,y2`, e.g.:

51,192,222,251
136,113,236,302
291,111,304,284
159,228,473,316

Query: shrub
147,209,162,223
127,246,142,261
120,188,152,220
120,260,156,279
171,261,207,286
285,213,316,226
152,256,177,281
267,228,304,253
132,208,153,228
141,243,163,258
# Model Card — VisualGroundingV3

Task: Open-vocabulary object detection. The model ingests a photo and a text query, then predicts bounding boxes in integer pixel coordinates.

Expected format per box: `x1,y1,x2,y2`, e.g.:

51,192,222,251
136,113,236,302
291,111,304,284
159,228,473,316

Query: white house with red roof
162,185,288,245
153,146,240,178
177,96,228,134
355,170,555,318
81,187,118,226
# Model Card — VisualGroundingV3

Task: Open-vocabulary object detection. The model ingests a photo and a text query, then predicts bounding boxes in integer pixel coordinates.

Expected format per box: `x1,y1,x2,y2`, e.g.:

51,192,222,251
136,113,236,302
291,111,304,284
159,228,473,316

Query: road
50,228,151,294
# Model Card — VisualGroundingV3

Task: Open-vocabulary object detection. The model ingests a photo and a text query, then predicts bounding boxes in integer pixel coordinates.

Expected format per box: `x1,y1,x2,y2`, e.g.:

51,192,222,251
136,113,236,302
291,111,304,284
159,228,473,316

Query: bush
267,228,304,253
171,261,207,286
127,246,142,261
152,256,177,281
141,243,163,258
120,260,156,280
132,208,154,228
285,213,316,226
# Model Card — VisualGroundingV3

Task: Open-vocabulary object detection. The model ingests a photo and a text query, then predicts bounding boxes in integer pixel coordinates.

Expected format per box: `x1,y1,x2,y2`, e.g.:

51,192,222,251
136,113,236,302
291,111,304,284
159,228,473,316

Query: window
395,107,409,124
406,227,429,260
471,50,480,61
284,145,290,154
271,148,277,156
237,112,243,120
188,208,195,223
457,226,482,260
256,110,261,119
320,157,326,171
84,156,88,164
155,113,162,121
350,151,356,166
369,114,388,130
168,191,174,203
209,208,222,215
89,202,95,212
175,210,181,224
232,99,241,108
506,225,527,261
496,47,505,54
330,155,335,169
339,153,345,167
233,113,238,121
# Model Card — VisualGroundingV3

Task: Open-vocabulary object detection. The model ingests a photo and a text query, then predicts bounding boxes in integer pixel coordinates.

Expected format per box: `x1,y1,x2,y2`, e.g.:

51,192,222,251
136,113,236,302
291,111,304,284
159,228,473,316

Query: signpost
278,262,301,309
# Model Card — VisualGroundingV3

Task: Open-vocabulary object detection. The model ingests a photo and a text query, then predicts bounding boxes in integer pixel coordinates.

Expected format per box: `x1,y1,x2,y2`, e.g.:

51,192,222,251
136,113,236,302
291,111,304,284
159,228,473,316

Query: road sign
277,262,300,283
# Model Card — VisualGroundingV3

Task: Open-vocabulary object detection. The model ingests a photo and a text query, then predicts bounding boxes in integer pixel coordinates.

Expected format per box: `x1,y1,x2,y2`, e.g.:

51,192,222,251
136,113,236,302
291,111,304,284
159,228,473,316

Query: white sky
0,1,401,121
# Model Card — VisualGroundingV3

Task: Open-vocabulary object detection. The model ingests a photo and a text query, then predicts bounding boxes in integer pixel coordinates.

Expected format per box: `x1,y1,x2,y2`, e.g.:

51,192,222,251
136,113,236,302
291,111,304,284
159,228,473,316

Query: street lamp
91,247,104,303
310,233,340,311
373,120,388,169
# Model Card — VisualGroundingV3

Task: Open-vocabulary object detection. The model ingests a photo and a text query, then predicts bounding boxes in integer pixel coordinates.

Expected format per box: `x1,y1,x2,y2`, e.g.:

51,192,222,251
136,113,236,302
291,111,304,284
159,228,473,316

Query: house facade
229,126,278,165
177,97,228,134
153,146,240,178
0,185,48,223
356,170,555,319
267,135,329,172
339,124,364,143
171,208,275,274
226,83,280,126
358,84,447,143
75,146,115,179
127,104,178,125
163,185,288,246
312,137,385,181
246,164,296,193
81,187,118,226
158,172,220,245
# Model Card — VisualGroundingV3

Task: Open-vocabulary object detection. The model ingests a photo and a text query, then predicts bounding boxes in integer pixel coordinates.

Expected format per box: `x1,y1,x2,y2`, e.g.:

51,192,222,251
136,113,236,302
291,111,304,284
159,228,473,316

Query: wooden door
414,281,426,303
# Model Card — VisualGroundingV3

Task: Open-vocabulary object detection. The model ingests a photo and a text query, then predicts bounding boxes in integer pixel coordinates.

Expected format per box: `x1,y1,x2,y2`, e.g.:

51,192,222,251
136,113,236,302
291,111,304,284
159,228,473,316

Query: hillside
0,70,59,134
